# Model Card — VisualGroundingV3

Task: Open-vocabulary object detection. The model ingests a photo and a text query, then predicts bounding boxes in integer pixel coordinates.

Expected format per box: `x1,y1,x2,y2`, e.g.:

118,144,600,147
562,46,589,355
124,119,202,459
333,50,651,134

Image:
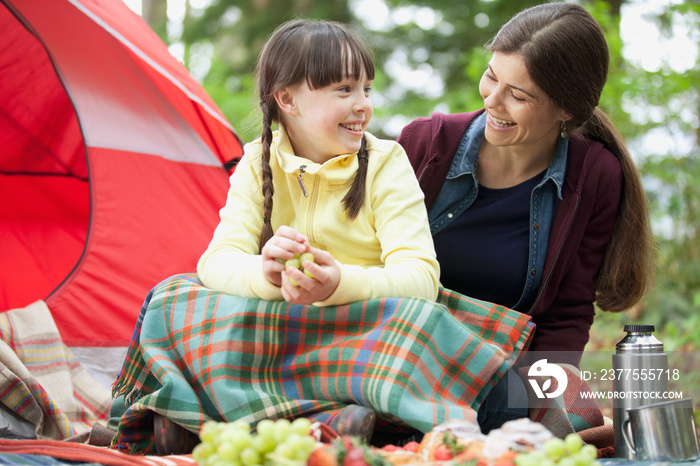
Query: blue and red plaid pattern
111,274,534,454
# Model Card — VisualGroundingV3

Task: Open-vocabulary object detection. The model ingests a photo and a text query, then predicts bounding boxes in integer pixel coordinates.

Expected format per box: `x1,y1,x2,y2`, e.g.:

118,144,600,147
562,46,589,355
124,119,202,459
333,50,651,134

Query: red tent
1,0,242,372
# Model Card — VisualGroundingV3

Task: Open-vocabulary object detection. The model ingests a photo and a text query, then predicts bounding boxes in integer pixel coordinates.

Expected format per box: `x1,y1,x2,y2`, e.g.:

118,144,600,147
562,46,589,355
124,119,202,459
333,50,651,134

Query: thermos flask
612,324,668,459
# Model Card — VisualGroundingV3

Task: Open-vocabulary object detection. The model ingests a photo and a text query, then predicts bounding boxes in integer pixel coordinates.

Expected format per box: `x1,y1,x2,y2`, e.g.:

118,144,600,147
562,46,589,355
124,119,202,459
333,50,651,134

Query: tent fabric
1,0,243,353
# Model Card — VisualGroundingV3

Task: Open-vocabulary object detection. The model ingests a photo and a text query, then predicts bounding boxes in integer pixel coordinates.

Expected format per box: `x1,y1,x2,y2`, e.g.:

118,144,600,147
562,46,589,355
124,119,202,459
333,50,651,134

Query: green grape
300,434,316,453
202,453,222,466
285,258,301,269
240,446,261,465
285,258,301,286
571,451,595,466
299,252,314,265
286,432,303,445
290,417,312,436
564,433,583,454
514,454,541,466
230,419,251,433
558,457,578,466
199,420,222,444
300,253,315,279
230,430,252,451
196,417,316,466
515,450,549,466
273,442,294,459
192,442,214,462
217,441,240,461
211,460,239,466
256,419,275,439
543,437,567,461
579,444,598,463
293,445,312,461
272,418,291,443
251,434,273,454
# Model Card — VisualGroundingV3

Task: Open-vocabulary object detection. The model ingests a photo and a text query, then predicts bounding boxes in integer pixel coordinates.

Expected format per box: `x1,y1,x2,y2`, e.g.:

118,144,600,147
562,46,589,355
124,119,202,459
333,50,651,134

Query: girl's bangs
305,30,374,89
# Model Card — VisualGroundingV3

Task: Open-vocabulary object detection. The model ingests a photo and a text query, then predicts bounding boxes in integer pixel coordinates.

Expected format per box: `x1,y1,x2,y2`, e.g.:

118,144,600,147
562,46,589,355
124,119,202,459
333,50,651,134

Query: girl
111,19,533,455
196,18,440,306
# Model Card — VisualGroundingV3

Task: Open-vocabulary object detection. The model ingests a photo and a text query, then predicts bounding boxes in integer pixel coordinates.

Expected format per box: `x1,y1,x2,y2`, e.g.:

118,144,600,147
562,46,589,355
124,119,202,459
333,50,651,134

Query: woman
398,3,654,433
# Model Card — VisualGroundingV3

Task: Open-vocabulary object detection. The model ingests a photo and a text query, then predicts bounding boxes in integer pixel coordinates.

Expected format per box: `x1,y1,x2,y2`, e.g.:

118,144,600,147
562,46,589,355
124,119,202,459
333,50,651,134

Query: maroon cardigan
398,111,623,365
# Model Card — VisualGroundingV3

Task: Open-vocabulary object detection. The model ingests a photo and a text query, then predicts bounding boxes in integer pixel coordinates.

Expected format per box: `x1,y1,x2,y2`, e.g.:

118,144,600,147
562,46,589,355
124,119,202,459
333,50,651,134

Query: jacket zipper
306,174,319,244
297,165,309,197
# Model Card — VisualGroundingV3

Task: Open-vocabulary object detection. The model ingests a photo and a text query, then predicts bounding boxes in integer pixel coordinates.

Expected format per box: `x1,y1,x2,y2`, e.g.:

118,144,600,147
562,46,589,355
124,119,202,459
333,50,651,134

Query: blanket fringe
112,379,147,406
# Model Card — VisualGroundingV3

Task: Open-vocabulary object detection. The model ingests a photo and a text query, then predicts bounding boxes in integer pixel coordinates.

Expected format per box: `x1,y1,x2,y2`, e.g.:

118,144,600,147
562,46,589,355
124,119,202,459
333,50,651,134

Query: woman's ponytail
582,108,656,312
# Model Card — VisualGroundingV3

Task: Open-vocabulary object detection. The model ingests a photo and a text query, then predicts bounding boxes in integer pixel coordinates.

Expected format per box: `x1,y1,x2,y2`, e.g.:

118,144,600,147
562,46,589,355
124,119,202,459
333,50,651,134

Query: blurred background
125,0,698,352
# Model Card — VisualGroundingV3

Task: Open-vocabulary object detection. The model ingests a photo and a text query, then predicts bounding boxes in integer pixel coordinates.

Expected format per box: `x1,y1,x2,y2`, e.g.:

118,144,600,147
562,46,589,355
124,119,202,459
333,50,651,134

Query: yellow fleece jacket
197,128,439,306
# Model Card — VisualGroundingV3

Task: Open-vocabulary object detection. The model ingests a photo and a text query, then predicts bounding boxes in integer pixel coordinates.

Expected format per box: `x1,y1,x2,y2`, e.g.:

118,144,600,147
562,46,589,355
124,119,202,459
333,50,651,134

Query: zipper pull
297,165,309,197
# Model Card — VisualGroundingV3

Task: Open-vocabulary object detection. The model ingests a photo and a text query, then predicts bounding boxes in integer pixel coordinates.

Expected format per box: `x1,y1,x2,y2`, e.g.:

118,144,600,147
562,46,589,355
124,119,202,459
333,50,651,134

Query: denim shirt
428,112,568,311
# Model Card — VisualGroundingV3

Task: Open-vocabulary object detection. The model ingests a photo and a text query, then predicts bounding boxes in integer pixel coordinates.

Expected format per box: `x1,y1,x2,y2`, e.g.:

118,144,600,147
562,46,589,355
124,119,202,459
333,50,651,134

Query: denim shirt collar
446,112,567,200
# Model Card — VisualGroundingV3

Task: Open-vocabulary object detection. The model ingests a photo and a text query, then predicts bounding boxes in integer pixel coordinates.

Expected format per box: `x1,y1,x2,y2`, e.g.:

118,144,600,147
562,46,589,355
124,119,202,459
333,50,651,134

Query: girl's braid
259,100,275,249
342,135,368,220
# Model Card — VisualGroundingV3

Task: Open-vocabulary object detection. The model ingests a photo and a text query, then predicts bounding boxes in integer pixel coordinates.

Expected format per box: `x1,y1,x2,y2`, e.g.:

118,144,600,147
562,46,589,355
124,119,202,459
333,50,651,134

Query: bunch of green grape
284,252,315,287
192,417,317,466
514,433,600,466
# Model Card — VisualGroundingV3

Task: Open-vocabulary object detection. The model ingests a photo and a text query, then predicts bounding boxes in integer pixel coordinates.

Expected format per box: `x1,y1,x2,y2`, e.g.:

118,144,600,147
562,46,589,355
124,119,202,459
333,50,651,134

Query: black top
433,172,545,308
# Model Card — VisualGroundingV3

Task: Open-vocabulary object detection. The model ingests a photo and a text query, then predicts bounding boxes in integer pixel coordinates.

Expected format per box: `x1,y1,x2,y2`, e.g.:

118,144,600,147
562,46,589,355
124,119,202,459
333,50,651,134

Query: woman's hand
281,246,340,305
261,225,310,287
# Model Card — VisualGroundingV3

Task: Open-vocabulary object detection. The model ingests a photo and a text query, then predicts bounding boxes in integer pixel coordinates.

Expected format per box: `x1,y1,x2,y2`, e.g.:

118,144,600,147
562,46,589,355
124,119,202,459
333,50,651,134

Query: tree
144,0,700,346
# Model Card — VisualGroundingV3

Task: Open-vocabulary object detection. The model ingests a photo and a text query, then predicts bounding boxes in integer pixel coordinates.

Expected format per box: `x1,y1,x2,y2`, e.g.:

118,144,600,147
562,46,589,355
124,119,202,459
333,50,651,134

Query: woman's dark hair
488,3,655,312
255,19,375,248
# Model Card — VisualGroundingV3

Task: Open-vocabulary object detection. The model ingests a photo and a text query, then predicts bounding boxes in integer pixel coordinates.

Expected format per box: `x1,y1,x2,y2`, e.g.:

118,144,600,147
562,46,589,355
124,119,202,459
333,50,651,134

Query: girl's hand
281,246,340,304
261,225,310,287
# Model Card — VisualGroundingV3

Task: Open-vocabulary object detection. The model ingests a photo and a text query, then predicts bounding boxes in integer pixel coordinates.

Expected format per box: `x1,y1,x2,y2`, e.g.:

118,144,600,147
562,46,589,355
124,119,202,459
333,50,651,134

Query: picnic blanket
522,364,611,448
111,273,535,454
0,437,196,465
0,300,111,440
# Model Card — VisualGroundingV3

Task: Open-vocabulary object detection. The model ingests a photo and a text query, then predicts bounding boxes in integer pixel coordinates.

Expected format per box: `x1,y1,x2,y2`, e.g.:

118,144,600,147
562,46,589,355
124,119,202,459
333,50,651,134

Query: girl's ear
273,87,298,116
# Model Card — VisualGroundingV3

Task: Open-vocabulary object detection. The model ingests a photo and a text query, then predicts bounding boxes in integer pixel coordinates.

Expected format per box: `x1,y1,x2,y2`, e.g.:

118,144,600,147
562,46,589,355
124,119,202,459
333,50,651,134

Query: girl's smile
275,70,372,164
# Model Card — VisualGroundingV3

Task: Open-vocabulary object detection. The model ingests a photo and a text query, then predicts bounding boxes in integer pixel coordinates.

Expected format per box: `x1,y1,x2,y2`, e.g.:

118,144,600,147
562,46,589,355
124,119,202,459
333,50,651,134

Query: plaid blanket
0,438,196,465
0,301,111,440
111,274,534,454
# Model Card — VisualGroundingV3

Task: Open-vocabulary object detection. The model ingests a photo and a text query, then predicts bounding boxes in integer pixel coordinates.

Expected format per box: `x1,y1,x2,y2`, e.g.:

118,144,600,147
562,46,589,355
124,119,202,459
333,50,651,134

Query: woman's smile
486,111,517,130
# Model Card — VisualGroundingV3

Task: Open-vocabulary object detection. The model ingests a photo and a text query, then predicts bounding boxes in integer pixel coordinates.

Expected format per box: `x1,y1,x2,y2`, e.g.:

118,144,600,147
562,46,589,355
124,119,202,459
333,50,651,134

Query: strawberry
492,450,518,466
454,450,479,462
434,443,454,461
308,446,339,466
342,446,368,466
402,441,420,452
380,444,400,452
340,435,355,451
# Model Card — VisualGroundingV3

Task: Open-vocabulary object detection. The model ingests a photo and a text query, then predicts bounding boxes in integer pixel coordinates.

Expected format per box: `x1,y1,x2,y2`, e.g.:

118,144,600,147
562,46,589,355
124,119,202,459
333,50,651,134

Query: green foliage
152,0,699,350
566,0,700,352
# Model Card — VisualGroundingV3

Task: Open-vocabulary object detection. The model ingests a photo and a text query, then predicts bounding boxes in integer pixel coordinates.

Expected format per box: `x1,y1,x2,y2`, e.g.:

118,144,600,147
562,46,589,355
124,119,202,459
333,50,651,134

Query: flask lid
617,324,663,352
624,324,655,333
